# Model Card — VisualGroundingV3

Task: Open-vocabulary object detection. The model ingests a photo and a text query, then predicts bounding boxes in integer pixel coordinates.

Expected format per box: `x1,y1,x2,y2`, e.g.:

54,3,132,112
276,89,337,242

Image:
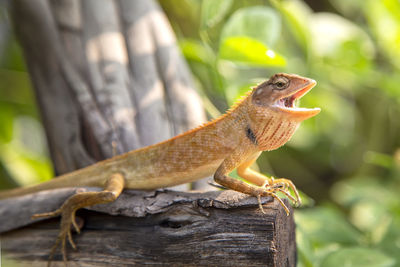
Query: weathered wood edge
0,188,275,233
1,190,296,267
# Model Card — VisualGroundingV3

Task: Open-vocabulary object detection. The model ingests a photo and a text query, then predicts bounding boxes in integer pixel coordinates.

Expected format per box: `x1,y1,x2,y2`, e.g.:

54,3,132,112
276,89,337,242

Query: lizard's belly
124,159,223,190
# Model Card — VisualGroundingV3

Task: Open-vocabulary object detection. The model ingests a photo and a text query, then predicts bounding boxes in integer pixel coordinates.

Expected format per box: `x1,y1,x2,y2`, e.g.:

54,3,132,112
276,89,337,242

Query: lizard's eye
273,77,289,90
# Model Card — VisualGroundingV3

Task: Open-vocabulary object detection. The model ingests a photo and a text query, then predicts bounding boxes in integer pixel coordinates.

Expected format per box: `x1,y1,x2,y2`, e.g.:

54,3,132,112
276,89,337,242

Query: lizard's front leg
237,152,301,207
32,173,125,266
214,149,300,215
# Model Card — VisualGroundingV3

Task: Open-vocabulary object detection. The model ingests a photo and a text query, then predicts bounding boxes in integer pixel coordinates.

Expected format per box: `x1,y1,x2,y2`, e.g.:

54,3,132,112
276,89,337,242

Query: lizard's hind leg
32,173,125,267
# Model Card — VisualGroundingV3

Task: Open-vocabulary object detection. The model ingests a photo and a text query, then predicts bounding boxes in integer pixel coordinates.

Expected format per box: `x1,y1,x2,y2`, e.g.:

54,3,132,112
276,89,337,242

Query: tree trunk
12,0,206,189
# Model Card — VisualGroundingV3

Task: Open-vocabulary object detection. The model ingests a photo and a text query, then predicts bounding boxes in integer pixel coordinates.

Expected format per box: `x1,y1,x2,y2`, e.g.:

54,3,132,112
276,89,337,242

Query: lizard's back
0,98,248,198
112,114,241,189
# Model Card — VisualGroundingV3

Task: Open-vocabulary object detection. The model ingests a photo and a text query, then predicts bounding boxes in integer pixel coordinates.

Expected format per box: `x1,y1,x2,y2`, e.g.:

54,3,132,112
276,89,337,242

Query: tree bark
12,0,206,185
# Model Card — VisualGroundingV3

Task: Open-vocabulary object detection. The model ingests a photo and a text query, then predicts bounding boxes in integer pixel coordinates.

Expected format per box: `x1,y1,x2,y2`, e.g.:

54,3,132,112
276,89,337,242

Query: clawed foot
257,177,302,216
32,205,81,267
29,174,125,267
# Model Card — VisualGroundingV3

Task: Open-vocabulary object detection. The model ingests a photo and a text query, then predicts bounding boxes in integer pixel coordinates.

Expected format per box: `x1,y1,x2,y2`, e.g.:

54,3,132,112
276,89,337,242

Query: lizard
0,73,320,265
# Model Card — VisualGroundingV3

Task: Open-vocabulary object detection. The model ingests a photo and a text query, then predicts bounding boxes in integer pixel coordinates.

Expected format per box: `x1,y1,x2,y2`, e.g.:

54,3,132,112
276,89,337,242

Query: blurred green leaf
330,176,398,208
364,151,395,169
378,218,400,265
296,206,361,246
296,223,317,267
0,160,18,189
220,6,281,47
321,247,395,267
329,0,365,17
310,13,375,72
0,143,52,186
0,115,52,187
200,0,233,29
365,0,400,69
0,103,14,142
271,0,312,54
179,39,215,64
349,200,391,237
0,69,36,107
296,206,361,266
1,38,27,71
297,190,315,208
219,36,286,67
377,72,400,103
306,85,355,145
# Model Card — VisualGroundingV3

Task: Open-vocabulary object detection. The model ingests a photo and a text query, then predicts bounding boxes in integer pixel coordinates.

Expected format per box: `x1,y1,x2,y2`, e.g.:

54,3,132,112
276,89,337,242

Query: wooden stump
0,189,296,266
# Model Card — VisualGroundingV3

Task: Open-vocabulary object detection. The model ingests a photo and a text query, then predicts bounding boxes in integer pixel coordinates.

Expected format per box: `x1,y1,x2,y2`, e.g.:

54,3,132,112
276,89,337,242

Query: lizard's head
251,73,320,121
247,73,320,151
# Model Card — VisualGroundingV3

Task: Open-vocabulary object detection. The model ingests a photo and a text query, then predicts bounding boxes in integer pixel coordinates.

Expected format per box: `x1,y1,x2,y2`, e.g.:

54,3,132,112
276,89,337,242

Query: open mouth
274,80,319,112
277,94,297,109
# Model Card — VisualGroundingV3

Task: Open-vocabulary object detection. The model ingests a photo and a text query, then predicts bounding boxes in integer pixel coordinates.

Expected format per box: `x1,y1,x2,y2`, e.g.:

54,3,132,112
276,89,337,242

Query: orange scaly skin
0,73,320,266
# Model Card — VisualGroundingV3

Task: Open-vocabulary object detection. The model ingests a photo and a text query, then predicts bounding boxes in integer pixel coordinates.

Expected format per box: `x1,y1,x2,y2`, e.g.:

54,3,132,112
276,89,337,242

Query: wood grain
11,0,207,190
1,190,296,267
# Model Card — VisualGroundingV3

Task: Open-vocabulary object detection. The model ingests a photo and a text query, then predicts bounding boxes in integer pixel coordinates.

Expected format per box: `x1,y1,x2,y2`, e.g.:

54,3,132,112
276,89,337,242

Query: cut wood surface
1,189,296,267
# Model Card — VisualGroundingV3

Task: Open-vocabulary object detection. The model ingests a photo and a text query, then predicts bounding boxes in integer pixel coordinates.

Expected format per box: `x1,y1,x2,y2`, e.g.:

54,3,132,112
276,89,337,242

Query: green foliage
220,6,281,46
219,36,286,67
218,7,285,66
321,247,395,267
201,0,233,29
0,4,53,189
365,0,400,69
166,0,400,265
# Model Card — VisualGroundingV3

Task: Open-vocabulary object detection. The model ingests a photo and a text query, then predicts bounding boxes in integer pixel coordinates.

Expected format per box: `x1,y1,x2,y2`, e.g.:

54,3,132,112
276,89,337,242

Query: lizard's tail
0,166,105,200
0,177,76,199
0,178,64,199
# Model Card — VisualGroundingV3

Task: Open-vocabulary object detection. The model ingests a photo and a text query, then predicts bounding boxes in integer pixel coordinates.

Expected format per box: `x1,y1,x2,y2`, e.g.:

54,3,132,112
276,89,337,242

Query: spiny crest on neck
225,89,254,114
163,88,254,140
195,89,253,128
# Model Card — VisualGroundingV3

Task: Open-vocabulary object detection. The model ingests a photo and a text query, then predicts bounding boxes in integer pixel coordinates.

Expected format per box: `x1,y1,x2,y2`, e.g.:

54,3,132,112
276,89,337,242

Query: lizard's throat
254,117,300,151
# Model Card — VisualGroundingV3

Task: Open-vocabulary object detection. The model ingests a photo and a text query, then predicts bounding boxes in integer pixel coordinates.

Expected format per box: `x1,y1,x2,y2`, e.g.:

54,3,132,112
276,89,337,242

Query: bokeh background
1,0,400,266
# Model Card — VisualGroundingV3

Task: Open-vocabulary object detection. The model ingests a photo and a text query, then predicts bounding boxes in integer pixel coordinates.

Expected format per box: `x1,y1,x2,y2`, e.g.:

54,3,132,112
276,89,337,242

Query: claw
257,195,266,214
276,188,297,204
29,173,125,266
31,207,80,267
32,209,61,220
61,236,68,266
257,177,302,215
67,230,76,250
266,178,302,206
48,237,60,267
256,189,290,216
71,215,81,234
270,191,290,216
273,178,302,206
